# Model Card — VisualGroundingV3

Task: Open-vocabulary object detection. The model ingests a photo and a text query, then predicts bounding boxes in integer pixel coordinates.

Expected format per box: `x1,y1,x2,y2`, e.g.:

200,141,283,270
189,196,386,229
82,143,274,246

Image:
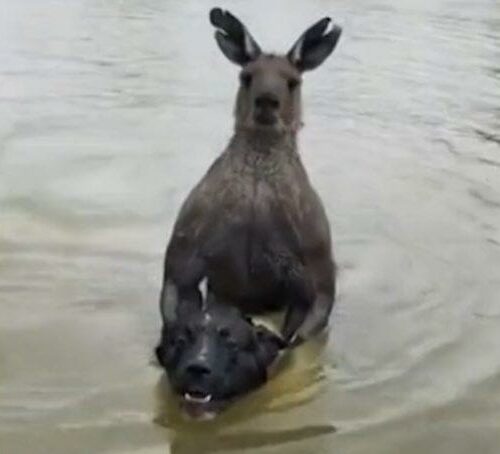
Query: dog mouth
180,391,227,421
184,391,213,404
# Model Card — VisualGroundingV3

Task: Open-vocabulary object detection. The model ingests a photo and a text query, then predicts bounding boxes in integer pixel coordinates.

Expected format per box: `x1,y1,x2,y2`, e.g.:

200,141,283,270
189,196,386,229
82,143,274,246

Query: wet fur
160,9,340,344
163,129,336,342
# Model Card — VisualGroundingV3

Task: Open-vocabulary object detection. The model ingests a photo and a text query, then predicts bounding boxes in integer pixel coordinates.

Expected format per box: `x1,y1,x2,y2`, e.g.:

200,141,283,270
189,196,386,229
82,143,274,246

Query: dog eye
287,78,300,91
168,336,183,348
228,349,239,366
183,327,195,343
240,72,252,88
227,339,239,352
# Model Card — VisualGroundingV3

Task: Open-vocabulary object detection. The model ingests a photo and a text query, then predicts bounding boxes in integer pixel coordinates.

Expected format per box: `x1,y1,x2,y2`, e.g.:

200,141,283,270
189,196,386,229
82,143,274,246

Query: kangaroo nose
186,362,212,377
255,93,280,110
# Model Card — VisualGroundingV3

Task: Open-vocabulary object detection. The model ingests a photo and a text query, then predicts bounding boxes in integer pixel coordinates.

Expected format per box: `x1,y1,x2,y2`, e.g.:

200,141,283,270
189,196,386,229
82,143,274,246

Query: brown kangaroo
159,8,342,346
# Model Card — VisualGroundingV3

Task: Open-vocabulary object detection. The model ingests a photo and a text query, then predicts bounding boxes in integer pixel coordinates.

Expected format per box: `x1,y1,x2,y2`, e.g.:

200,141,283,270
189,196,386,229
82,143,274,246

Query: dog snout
185,361,212,378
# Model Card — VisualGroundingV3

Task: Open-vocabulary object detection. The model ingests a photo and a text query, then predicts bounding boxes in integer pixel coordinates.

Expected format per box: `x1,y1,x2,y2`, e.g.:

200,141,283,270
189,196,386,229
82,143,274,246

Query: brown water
1,0,500,453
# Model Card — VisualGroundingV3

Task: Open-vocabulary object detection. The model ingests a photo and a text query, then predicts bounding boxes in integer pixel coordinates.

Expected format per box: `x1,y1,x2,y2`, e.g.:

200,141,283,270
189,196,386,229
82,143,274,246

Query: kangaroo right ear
287,17,342,72
209,8,261,65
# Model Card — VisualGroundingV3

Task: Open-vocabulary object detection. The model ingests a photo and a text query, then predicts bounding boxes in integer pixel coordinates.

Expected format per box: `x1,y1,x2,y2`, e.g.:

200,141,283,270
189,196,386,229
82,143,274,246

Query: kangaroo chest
202,164,305,306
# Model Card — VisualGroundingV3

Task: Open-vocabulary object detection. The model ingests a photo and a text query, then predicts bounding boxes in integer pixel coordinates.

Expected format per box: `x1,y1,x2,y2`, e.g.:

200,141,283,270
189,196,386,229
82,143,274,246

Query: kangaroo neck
230,128,297,158
228,129,299,178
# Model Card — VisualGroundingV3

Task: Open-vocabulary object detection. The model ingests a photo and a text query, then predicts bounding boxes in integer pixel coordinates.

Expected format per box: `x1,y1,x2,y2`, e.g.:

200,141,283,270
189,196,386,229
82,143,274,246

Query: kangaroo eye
288,78,300,91
240,72,252,88
218,327,230,338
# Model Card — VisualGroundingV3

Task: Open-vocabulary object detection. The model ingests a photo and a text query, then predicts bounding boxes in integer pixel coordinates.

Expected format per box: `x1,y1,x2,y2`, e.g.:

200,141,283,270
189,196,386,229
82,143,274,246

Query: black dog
155,291,285,420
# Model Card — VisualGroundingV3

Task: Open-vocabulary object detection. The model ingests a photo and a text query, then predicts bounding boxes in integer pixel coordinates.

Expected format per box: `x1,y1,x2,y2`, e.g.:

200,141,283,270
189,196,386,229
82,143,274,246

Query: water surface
1,0,500,453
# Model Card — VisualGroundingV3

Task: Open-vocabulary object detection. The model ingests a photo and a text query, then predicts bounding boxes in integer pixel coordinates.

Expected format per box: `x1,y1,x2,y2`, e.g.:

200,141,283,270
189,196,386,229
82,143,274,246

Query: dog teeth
184,393,212,404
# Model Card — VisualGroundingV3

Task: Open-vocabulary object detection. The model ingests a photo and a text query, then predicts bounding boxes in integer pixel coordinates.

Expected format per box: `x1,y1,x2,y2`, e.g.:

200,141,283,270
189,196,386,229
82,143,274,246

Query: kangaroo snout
255,92,280,110
254,92,280,125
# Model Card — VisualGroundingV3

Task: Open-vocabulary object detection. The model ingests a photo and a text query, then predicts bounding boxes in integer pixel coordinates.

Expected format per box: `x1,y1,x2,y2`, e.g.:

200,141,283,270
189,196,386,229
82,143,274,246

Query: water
1,0,500,452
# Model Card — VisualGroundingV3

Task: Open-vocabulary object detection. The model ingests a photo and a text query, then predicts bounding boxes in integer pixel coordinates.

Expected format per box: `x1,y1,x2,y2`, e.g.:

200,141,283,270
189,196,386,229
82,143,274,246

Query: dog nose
186,362,212,377
255,93,280,110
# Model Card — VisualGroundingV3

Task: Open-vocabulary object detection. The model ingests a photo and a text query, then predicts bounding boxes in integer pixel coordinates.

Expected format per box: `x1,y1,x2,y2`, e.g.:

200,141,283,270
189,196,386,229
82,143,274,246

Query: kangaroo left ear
210,7,262,66
287,17,342,72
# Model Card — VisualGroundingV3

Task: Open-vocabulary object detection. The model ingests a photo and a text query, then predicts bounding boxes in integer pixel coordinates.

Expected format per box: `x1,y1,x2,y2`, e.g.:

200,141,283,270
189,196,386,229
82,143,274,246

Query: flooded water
1,0,500,452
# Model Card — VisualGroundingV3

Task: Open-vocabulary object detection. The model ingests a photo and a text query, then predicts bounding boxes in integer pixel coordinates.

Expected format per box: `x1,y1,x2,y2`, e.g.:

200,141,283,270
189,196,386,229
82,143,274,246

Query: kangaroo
159,8,342,346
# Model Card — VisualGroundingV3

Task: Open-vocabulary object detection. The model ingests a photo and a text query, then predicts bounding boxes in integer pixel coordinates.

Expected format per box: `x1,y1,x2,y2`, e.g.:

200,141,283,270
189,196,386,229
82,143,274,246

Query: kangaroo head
209,8,342,134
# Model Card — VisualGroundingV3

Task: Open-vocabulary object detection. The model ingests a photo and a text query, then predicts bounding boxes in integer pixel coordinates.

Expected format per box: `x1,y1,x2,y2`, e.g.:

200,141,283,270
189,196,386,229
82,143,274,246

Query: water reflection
168,424,335,454
1,0,500,453
154,337,334,453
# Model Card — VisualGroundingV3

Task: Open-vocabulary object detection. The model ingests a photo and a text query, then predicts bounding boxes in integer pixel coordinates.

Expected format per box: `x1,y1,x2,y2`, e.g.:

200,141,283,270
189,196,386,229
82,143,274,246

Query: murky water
1,0,500,452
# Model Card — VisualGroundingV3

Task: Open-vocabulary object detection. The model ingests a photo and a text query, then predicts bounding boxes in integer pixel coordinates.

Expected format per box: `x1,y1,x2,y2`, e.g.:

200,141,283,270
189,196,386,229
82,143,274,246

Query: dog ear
154,343,166,367
255,325,287,367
